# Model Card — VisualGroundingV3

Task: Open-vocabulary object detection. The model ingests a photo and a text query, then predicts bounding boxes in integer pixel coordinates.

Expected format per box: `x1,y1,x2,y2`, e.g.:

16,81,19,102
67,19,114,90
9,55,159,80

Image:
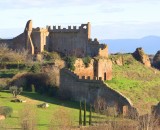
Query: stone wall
74,58,94,79
0,20,108,58
95,58,112,80
73,58,112,81
59,68,135,114
133,48,151,67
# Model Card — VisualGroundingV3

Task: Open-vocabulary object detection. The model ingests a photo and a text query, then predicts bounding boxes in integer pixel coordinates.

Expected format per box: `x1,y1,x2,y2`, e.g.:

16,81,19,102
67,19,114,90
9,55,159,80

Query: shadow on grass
37,124,49,127
21,91,80,110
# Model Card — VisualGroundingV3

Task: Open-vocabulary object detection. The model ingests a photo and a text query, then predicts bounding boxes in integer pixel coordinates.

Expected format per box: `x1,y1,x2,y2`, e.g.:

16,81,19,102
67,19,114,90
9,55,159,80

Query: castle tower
24,20,34,54
87,22,91,39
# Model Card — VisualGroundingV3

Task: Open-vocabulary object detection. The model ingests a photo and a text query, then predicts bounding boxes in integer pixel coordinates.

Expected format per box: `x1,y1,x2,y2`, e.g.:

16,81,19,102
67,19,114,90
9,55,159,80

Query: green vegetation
42,51,62,62
83,100,86,126
82,56,91,67
30,63,41,73
0,106,13,117
106,54,160,114
0,91,80,130
79,101,82,126
9,86,23,98
89,104,92,125
65,56,77,71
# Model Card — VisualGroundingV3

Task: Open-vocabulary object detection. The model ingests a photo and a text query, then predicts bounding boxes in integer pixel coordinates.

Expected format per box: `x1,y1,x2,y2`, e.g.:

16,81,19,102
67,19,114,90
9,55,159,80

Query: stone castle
0,20,112,80
0,20,108,57
1,20,137,115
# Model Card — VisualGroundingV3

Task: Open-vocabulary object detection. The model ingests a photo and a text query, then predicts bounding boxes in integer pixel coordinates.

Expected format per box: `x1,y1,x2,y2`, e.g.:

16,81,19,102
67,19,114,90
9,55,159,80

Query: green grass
0,91,134,130
106,54,160,114
0,91,81,130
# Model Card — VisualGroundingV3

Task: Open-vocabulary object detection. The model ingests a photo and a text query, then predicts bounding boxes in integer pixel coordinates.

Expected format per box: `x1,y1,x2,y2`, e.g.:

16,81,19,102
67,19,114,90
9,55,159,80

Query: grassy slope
0,91,80,130
106,54,160,114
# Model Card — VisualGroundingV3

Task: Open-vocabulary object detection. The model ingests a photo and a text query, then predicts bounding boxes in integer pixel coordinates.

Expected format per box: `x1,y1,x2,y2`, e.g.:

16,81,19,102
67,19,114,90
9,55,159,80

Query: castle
0,20,108,57
0,20,137,115
0,20,112,80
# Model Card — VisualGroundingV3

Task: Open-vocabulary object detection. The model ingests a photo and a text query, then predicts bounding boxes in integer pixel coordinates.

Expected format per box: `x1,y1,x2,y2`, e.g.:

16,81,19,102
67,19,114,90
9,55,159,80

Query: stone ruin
0,20,112,81
0,20,108,58
133,47,151,67
153,50,160,69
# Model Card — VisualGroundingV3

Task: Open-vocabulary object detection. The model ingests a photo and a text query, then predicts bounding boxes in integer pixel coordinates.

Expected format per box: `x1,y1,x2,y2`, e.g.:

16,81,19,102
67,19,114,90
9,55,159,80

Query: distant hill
100,36,160,54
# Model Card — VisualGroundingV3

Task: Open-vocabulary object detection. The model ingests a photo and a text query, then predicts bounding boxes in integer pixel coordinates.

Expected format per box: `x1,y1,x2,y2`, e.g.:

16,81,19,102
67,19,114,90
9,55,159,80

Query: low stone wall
59,68,136,115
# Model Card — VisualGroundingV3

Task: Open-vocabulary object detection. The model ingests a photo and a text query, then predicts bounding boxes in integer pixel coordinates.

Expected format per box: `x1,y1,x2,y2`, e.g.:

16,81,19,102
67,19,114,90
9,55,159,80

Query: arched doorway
104,72,107,80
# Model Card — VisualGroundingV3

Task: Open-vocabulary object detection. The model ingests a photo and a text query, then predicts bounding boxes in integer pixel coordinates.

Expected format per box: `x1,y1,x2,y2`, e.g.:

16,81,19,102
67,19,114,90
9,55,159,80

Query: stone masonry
0,20,108,58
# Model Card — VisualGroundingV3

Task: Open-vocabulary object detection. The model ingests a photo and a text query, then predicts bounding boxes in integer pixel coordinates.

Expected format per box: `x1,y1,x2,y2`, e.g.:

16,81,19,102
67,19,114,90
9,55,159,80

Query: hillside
100,36,160,54
106,54,160,114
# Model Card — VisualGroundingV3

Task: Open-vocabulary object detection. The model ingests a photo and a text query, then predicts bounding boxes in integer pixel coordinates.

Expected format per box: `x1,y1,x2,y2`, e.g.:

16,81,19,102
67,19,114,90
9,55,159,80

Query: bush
30,64,41,73
31,84,35,93
65,56,76,71
9,86,23,98
82,56,91,67
0,106,13,117
42,51,61,61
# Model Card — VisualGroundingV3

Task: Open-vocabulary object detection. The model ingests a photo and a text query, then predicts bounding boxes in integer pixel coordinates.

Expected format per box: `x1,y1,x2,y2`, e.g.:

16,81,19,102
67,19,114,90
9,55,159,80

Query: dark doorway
104,72,107,80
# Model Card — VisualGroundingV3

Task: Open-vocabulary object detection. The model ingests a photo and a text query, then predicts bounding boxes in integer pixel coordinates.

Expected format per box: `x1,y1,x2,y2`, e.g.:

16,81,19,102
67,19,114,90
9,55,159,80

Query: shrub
9,86,23,98
0,106,13,117
42,51,61,61
82,56,91,67
65,56,76,71
30,64,41,73
31,84,35,93
19,105,37,130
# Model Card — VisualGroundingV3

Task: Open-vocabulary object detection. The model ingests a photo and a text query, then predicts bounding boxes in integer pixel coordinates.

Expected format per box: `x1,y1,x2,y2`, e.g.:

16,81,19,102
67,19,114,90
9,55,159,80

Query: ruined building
0,20,112,80
2,20,137,115
0,20,108,58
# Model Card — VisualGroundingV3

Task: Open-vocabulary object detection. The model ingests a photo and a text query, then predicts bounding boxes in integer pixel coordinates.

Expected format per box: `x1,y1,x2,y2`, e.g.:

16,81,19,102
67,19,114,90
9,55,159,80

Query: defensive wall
59,68,136,115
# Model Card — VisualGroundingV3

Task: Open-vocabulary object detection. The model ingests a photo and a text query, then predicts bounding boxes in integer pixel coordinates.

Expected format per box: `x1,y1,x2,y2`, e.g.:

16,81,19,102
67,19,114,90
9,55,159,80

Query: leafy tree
9,86,23,98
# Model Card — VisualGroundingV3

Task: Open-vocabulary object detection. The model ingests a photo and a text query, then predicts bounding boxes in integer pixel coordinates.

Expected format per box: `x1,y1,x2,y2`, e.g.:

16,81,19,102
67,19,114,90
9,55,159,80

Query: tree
83,100,86,126
89,104,92,125
9,86,23,98
79,101,82,126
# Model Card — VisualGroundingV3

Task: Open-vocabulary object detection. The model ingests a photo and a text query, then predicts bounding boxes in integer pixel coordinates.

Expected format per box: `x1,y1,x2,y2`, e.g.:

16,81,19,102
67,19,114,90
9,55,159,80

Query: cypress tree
89,104,92,125
79,101,82,126
83,100,86,126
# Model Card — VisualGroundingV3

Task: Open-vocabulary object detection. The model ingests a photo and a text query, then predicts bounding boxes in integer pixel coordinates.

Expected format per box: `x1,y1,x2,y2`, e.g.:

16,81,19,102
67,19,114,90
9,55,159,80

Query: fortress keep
0,20,108,58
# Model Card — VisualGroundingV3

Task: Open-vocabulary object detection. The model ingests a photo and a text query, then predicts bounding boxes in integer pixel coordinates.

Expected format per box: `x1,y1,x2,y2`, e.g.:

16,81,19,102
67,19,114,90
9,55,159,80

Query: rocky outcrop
133,48,151,67
153,50,160,69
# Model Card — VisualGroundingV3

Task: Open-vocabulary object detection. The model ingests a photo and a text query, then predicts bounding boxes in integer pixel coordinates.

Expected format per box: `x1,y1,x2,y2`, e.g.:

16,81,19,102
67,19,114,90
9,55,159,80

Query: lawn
0,91,81,130
106,54,160,114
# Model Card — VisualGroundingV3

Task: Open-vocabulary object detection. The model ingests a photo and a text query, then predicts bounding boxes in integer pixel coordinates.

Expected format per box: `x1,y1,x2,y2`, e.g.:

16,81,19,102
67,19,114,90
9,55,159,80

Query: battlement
88,38,100,44
47,23,89,33
32,27,48,32
63,69,104,83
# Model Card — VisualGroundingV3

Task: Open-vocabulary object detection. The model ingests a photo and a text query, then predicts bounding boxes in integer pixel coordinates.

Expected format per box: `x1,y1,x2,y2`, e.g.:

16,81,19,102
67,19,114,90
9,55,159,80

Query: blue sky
0,0,160,39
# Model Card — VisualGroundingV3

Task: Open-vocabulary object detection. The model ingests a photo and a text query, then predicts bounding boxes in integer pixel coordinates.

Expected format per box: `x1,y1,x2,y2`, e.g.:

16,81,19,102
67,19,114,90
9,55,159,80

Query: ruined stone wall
87,39,108,57
59,68,133,114
31,28,49,53
74,58,94,79
0,20,108,58
95,58,112,80
47,25,88,57
0,33,26,51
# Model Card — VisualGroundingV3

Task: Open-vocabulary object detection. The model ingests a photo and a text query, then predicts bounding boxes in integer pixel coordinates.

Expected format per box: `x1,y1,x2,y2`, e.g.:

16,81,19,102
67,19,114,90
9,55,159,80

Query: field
0,90,81,130
106,54,160,114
